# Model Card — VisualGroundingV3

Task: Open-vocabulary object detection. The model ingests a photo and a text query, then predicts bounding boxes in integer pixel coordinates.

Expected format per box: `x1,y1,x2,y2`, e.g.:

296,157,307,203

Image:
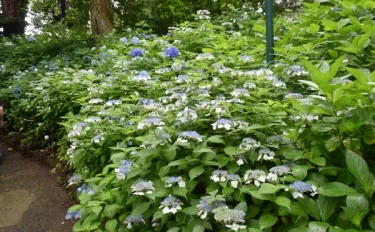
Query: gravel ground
0,142,74,232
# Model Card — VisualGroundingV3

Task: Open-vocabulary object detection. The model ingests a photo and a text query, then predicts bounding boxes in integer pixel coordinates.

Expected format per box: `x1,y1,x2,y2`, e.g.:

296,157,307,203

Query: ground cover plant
1,0,375,231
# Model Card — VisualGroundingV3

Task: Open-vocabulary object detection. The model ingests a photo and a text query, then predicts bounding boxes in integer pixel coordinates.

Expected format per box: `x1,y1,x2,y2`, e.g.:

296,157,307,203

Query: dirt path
0,142,74,232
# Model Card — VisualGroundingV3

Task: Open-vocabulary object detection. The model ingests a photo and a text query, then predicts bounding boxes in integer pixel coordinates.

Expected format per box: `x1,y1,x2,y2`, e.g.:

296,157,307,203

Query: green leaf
299,198,320,221
322,20,338,31
105,219,118,232
182,206,199,215
346,67,369,83
173,186,187,198
258,183,277,194
193,147,215,156
307,24,320,34
202,48,215,53
206,135,225,144
368,214,375,230
131,202,150,217
274,196,291,208
282,149,305,161
308,221,329,232
292,165,311,180
224,146,237,156
311,123,333,132
158,166,170,177
317,182,359,197
168,159,188,167
343,195,369,227
346,150,374,188
235,202,248,213
92,206,103,216
325,136,341,152
189,166,205,180
317,195,338,222
193,224,205,232
103,204,122,218
259,214,278,230
167,228,180,232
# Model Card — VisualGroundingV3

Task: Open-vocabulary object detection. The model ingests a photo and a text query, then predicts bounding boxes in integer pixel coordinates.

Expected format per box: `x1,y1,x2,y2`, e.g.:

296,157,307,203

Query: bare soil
0,141,74,232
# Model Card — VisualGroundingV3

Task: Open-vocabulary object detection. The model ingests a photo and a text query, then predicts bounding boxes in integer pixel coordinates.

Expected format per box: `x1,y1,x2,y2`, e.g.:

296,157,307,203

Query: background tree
90,0,113,35
0,0,29,36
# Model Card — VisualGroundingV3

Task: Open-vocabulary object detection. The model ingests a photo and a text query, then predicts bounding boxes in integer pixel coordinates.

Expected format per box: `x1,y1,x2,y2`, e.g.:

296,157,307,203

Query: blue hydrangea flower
26,37,36,42
165,176,186,187
124,215,145,229
115,160,133,180
130,48,142,57
212,118,234,130
137,117,165,130
120,37,127,44
165,46,180,58
132,37,140,44
77,184,94,195
139,71,149,77
289,181,317,198
177,131,203,143
197,199,226,219
159,195,183,214
68,174,82,186
131,181,155,195
65,210,82,220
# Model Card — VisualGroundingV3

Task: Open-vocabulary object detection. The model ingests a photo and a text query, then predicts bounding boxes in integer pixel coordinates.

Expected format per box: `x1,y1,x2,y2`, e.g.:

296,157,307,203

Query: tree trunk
1,0,28,36
90,0,113,35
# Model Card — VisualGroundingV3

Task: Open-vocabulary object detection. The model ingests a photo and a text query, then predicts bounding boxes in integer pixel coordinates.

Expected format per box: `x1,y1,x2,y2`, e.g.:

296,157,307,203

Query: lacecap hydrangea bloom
288,181,317,199
159,195,183,214
115,160,133,180
131,181,155,195
165,176,186,187
124,215,145,229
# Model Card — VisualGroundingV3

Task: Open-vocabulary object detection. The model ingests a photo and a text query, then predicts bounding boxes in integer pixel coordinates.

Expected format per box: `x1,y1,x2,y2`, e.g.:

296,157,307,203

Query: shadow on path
0,142,74,232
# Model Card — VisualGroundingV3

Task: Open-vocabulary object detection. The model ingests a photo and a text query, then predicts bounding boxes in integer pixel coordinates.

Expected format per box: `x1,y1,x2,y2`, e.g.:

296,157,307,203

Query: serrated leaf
105,219,118,232
317,182,359,197
193,224,205,232
325,136,341,152
259,214,278,230
345,150,374,188
274,196,291,208
317,195,337,222
189,166,205,180
131,202,150,217
235,202,248,213
182,206,199,215
258,183,277,194
343,195,369,227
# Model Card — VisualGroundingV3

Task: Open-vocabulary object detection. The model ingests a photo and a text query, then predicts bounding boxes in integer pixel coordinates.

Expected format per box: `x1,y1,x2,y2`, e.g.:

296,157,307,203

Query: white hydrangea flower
211,170,228,182
159,195,183,214
240,137,260,151
212,118,234,130
267,165,291,182
288,181,317,199
124,215,145,229
196,53,214,60
244,170,266,187
258,148,275,161
176,107,198,123
131,181,155,195
165,176,186,188
88,98,103,104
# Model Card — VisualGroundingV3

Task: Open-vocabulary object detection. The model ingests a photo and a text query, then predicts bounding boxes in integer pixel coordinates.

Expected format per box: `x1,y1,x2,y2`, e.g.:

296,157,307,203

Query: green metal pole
265,0,274,64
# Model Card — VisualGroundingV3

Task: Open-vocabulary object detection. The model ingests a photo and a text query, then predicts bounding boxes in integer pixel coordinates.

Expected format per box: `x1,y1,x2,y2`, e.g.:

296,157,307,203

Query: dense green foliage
1,0,375,231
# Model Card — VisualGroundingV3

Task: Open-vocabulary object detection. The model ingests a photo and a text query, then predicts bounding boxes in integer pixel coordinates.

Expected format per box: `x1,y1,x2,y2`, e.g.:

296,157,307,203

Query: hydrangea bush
1,0,375,231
